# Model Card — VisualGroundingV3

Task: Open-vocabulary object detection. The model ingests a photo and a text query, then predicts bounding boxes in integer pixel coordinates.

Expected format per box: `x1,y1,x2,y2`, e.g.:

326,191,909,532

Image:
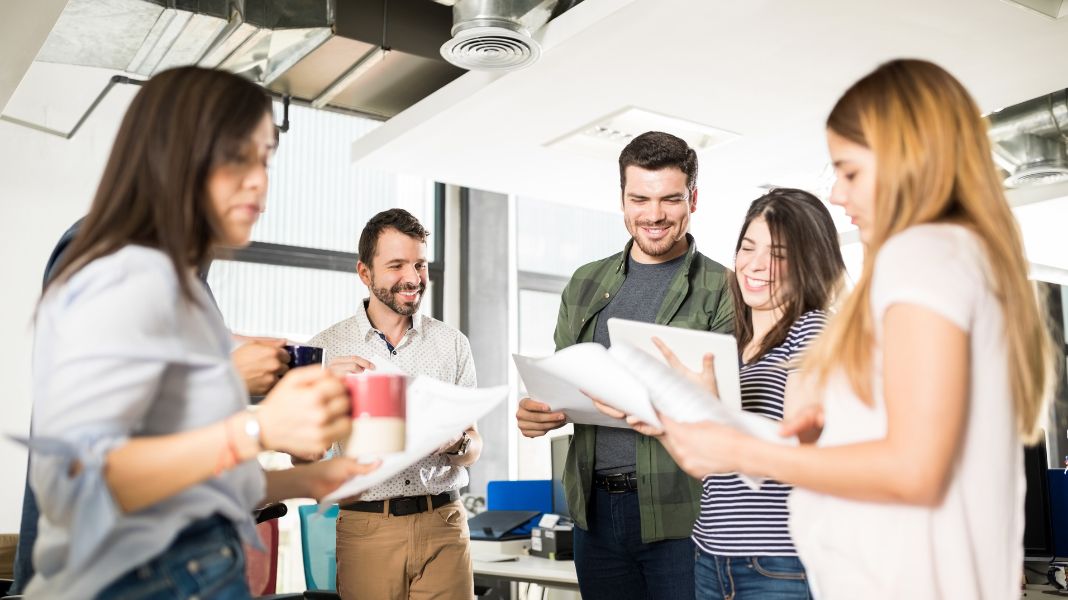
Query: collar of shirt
353,298,426,349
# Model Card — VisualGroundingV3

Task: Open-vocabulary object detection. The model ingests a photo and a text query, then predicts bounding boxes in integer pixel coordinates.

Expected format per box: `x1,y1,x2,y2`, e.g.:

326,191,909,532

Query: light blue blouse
25,245,265,599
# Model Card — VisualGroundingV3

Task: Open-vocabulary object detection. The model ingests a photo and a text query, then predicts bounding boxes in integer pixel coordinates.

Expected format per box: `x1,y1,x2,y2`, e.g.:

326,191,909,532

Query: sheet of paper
513,343,661,428
321,378,508,506
607,318,742,410
359,355,406,375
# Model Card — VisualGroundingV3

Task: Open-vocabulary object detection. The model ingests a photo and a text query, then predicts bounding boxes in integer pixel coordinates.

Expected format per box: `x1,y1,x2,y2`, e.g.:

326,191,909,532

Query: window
210,102,444,335
206,261,433,341
514,197,626,480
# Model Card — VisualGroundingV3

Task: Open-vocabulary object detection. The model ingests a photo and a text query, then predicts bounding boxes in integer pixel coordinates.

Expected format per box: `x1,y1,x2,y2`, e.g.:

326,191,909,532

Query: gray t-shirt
593,253,684,474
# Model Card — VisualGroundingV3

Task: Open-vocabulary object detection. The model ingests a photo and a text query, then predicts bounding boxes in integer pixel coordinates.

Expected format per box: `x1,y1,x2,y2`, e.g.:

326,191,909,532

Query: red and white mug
343,373,407,457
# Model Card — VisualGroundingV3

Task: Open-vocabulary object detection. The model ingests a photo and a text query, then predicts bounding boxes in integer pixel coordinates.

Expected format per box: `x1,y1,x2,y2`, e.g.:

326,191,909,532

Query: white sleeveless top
789,224,1024,599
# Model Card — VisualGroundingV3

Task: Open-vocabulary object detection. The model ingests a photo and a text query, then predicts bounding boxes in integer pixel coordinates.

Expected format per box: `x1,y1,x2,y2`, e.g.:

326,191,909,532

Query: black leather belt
340,490,459,516
594,472,638,493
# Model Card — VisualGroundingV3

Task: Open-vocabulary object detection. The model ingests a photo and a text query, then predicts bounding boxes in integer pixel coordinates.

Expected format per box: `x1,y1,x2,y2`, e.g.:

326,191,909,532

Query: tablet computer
607,318,741,410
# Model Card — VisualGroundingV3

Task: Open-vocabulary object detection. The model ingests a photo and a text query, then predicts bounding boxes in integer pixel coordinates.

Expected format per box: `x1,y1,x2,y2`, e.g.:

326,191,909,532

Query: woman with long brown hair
25,67,375,599
645,188,845,599
649,59,1054,599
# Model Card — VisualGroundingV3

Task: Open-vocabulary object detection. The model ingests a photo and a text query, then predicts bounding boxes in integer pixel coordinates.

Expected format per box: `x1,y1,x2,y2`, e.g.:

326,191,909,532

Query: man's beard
370,277,425,316
628,219,682,257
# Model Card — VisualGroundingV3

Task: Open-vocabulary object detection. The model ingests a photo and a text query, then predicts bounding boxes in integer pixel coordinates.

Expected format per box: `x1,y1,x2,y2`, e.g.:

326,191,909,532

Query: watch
446,431,471,457
243,408,263,450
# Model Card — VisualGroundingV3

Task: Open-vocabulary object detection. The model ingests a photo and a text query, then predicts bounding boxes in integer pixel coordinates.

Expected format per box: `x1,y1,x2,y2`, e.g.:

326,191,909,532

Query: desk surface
1023,584,1068,598
473,555,579,588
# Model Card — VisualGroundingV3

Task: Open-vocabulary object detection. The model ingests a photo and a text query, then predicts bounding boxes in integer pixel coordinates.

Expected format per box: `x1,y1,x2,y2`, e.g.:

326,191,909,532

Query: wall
0,77,135,532
462,189,512,496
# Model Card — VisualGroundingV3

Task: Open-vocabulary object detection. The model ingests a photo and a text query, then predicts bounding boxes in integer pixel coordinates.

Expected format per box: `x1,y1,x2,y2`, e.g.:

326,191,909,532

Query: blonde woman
649,59,1054,599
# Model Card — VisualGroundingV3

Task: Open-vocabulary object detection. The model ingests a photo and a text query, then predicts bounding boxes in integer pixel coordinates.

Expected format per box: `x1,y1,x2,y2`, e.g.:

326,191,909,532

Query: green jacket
556,234,734,543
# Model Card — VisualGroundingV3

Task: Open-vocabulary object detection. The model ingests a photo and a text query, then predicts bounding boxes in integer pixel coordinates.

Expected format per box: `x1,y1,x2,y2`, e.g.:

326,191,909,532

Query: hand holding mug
257,366,351,456
232,338,289,395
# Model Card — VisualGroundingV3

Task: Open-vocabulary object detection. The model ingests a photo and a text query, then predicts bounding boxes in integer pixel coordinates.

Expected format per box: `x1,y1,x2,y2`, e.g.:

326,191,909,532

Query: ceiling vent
987,92,1068,188
440,0,559,71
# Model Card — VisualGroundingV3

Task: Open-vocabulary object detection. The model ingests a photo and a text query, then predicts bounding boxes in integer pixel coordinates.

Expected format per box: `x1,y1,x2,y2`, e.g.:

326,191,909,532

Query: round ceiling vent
1004,165,1068,188
440,26,541,71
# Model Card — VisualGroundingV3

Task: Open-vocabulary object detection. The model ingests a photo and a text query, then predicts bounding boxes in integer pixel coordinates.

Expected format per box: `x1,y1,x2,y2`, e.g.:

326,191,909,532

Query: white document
607,318,742,410
513,344,661,428
321,377,508,507
514,339,796,490
609,342,797,489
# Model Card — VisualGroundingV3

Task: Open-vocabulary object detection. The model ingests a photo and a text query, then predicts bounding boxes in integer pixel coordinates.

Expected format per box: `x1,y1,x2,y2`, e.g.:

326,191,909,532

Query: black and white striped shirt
692,310,827,557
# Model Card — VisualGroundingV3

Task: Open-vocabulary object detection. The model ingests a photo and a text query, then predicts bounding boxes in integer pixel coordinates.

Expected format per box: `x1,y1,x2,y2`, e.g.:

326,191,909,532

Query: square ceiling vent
546,106,740,161
1003,0,1068,19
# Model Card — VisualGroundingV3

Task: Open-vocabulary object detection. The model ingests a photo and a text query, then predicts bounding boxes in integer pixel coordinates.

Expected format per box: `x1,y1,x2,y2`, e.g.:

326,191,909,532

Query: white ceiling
351,0,1068,268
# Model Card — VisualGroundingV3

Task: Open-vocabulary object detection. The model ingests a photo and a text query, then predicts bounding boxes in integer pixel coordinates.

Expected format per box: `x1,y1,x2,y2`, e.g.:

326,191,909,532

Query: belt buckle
600,473,628,494
390,497,422,516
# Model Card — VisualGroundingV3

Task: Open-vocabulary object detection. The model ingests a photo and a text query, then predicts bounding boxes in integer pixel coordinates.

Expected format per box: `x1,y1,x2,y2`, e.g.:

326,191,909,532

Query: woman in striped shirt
653,188,846,599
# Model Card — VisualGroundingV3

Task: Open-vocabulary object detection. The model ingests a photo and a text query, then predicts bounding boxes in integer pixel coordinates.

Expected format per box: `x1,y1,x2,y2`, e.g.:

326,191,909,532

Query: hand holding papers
608,342,796,490
513,322,797,490
514,345,662,429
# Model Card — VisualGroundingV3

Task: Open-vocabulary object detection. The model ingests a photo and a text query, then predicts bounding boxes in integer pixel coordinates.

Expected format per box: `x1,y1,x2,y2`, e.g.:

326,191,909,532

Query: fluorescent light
311,47,390,109
546,106,740,161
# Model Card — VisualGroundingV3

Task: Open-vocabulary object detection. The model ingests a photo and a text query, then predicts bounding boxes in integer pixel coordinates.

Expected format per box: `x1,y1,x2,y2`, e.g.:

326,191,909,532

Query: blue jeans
10,459,38,595
695,550,811,600
95,515,251,600
573,486,696,600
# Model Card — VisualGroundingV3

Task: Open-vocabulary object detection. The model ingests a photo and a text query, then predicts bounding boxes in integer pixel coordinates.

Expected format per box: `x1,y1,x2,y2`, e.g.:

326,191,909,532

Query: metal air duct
440,0,559,71
988,92,1068,188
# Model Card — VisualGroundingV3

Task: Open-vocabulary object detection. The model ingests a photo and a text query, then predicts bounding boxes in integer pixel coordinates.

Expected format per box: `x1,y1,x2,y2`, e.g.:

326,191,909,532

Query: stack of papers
513,319,797,489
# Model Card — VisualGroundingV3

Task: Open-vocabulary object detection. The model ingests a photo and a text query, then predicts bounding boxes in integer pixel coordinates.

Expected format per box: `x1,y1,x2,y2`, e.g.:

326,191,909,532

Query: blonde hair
804,59,1054,443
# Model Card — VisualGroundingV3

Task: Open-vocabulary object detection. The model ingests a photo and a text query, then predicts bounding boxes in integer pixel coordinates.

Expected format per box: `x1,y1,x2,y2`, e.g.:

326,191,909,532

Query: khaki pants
336,499,474,600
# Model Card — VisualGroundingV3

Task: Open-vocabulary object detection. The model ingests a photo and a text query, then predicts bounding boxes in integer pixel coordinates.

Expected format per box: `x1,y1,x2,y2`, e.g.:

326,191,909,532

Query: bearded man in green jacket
516,131,734,600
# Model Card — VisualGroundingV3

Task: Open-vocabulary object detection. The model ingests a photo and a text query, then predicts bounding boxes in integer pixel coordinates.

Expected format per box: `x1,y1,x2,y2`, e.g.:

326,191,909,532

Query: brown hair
45,66,274,300
804,59,1054,443
358,208,430,267
618,131,698,193
730,188,845,361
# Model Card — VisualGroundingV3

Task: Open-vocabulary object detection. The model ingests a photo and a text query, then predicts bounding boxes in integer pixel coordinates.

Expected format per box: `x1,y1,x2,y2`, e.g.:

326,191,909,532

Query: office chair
296,504,341,600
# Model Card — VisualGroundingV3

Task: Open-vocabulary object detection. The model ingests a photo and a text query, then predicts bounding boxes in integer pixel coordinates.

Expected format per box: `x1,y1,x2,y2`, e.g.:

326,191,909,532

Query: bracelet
213,417,241,476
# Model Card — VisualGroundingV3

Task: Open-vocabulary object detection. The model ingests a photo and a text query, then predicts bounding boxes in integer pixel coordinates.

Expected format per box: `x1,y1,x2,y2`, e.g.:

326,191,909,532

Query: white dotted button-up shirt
309,299,477,501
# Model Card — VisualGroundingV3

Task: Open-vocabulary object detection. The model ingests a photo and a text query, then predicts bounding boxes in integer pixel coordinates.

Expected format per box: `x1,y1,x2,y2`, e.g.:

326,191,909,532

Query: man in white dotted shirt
308,208,482,600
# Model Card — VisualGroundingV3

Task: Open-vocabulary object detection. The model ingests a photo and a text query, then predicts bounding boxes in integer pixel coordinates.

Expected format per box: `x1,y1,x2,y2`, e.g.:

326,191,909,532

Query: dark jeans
573,486,695,600
95,515,250,600
695,550,811,600
9,457,37,595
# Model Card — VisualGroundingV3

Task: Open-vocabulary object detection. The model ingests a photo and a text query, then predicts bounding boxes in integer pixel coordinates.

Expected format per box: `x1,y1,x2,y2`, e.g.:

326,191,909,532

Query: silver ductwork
21,0,465,121
988,92,1068,188
440,0,560,71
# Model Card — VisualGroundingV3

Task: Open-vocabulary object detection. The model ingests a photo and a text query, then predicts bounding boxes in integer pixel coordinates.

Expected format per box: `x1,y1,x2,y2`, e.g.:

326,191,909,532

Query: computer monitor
1023,438,1055,559
550,434,572,516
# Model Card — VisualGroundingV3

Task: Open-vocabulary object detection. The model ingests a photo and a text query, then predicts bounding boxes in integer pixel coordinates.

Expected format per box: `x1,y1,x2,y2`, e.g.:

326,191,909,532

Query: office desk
473,555,579,591
1023,584,1068,597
